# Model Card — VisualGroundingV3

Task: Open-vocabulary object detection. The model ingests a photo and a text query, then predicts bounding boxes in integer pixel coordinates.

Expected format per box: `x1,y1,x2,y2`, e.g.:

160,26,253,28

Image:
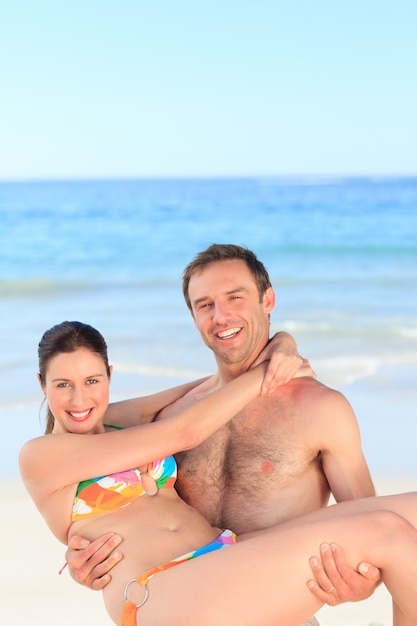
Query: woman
20,321,417,626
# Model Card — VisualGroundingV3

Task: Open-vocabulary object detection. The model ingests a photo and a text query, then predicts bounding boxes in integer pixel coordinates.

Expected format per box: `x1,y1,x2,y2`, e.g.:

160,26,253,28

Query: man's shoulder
284,378,358,435
275,376,340,401
264,377,352,427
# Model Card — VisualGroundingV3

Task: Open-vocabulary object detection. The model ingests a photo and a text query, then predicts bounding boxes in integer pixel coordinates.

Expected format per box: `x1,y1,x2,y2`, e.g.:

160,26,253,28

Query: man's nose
212,301,229,324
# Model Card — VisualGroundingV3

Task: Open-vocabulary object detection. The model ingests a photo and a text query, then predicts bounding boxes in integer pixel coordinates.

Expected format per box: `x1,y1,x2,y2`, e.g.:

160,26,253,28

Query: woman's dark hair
38,321,110,434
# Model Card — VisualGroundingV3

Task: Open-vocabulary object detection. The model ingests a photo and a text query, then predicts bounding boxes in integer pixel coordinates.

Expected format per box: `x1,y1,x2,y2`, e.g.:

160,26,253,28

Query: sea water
1,177,416,478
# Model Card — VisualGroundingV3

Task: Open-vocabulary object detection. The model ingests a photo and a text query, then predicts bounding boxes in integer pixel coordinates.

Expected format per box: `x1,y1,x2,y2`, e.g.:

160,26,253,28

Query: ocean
1,176,416,479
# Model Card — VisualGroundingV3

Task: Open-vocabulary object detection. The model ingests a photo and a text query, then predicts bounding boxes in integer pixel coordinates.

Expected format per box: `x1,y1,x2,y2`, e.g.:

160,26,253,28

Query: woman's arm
19,363,266,502
104,332,312,426
104,377,209,428
251,331,315,394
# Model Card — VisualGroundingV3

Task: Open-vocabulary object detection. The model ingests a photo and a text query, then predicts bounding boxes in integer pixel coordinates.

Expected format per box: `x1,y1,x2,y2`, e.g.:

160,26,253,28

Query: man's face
188,259,275,368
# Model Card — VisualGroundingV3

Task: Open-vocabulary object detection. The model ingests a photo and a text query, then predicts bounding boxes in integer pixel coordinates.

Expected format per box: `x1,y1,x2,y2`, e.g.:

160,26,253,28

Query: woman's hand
251,331,316,394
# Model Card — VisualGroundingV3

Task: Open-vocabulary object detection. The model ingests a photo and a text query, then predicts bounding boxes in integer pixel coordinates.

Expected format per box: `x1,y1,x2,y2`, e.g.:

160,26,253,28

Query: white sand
3,476,415,626
2,477,113,625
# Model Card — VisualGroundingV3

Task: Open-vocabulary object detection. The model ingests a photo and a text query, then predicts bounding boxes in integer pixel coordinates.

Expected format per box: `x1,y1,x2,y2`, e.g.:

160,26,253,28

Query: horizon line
1,172,417,185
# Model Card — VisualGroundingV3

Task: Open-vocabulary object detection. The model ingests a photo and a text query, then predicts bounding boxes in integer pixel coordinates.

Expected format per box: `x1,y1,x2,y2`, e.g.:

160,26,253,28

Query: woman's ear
36,373,46,394
109,365,113,380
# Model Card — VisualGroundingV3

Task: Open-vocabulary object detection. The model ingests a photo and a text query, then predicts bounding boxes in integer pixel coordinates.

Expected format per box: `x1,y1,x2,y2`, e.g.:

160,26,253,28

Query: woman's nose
70,386,86,406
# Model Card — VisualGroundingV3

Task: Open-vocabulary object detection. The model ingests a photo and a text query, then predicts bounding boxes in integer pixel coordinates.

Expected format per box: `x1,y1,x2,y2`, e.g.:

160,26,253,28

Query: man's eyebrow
192,286,249,307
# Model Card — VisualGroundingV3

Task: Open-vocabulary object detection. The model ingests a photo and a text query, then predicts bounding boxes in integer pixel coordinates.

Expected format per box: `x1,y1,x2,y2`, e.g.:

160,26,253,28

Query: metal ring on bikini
123,578,150,608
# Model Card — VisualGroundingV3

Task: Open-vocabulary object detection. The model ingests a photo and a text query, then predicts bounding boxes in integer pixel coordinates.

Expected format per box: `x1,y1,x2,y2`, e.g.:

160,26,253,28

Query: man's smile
216,327,242,339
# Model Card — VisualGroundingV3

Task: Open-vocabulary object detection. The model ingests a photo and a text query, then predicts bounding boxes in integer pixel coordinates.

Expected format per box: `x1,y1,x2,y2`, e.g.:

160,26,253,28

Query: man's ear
263,286,276,314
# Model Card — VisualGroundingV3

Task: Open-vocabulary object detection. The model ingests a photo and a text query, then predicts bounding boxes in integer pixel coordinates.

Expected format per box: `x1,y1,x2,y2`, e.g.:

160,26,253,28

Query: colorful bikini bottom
122,529,236,625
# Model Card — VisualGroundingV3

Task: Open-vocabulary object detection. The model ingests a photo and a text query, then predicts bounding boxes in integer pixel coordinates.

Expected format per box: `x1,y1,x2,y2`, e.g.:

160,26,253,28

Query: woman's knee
369,509,416,544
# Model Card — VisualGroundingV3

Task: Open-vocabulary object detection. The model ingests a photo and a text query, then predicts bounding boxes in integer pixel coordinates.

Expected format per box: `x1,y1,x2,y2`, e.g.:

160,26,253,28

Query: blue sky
1,1,416,180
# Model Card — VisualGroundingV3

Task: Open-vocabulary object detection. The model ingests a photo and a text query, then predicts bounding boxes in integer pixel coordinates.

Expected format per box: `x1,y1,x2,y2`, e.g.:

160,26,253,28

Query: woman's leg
133,492,417,626
393,601,415,626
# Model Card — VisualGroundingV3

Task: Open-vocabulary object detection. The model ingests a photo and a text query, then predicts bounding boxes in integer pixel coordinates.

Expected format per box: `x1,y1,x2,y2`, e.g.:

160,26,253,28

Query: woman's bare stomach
69,490,221,623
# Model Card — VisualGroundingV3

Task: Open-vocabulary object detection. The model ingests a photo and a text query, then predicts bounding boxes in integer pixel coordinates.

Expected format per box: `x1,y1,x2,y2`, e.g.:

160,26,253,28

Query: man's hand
251,331,316,394
307,542,381,606
65,533,123,590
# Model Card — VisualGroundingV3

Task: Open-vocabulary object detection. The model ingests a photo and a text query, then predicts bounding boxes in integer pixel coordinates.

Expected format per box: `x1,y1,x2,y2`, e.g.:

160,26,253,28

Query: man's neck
214,338,271,386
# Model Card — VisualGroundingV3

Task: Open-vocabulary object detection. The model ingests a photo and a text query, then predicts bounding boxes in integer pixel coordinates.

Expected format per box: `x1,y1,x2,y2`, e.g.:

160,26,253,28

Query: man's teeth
69,410,91,418
217,328,240,338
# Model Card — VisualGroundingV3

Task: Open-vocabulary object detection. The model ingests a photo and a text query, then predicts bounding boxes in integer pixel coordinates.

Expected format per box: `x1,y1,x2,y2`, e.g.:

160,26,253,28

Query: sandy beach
4,475,416,626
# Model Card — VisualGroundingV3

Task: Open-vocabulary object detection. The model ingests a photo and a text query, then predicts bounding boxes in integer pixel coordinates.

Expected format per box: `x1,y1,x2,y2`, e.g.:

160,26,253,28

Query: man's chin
213,348,249,367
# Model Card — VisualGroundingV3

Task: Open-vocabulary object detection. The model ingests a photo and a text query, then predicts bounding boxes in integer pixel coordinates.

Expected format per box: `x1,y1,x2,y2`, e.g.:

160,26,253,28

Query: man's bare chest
176,404,316,494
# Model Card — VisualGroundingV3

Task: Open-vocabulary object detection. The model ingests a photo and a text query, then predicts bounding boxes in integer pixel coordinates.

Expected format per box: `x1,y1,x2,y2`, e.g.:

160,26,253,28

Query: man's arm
319,388,375,501
307,543,381,604
308,388,381,604
65,533,123,590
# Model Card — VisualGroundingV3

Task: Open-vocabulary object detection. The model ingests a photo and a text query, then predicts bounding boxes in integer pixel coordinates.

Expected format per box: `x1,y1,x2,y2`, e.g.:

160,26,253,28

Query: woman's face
39,347,112,434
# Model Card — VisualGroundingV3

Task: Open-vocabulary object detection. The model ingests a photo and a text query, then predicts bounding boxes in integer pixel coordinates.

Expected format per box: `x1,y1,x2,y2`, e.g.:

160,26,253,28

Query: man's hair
182,244,272,311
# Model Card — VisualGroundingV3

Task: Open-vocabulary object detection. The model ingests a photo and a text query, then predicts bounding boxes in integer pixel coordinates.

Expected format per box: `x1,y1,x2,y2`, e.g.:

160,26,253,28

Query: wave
0,276,178,300
113,361,211,379
0,399,40,413
277,319,417,340
0,278,93,299
312,352,417,387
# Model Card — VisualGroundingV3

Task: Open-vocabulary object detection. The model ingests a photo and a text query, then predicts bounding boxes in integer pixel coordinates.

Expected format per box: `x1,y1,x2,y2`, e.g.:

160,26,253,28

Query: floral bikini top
71,424,177,523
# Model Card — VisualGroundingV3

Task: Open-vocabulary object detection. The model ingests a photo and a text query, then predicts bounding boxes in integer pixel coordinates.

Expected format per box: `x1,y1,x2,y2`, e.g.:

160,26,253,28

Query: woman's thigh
130,513,383,625
130,494,417,625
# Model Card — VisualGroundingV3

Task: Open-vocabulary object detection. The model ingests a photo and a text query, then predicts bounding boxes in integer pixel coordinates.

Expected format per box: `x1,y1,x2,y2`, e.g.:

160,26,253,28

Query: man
67,244,381,623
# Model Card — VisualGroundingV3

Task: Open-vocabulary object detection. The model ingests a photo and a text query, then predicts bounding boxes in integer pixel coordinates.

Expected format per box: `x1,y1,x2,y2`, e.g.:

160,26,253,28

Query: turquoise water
1,177,416,477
